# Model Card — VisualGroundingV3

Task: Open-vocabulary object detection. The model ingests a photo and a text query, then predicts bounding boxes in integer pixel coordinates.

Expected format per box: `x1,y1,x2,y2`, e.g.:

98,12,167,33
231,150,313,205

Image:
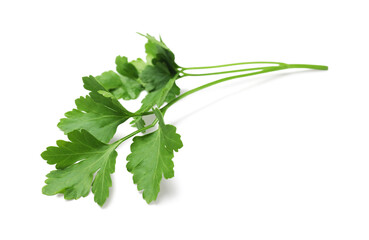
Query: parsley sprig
42,33,328,206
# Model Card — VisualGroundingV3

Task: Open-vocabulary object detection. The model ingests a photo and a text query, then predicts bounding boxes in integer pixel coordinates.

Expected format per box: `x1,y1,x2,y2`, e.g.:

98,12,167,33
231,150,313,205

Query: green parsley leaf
138,34,180,93
96,56,148,101
140,62,172,92
96,66,144,100
137,74,178,114
95,70,122,90
141,33,178,74
111,75,143,100
126,108,183,203
42,130,118,206
165,82,180,103
58,76,132,143
129,74,180,131
115,56,139,79
130,58,146,72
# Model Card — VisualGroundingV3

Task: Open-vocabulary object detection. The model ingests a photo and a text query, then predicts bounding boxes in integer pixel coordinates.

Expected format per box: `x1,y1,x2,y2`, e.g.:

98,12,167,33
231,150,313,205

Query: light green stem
181,67,267,76
163,64,327,113
114,119,158,146
116,62,328,143
181,61,284,70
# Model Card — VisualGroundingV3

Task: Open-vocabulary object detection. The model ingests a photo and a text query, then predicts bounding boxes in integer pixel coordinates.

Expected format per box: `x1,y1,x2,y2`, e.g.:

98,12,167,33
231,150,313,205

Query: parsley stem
162,64,327,113
181,63,328,76
114,119,158,146
181,61,284,70
137,63,327,116
112,63,327,147
162,67,280,113
284,64,328,70
181,67,267,76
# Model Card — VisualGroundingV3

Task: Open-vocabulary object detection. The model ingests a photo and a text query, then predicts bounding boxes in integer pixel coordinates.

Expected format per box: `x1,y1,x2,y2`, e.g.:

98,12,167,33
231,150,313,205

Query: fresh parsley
41,33,328,206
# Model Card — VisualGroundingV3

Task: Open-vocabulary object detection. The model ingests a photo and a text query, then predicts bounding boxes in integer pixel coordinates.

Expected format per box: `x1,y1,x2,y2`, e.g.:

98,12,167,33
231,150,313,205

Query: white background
1,0,368,239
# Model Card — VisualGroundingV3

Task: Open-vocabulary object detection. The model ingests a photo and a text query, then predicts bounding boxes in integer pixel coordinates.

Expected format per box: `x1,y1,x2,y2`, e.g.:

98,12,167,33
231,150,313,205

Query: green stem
114,119,159,146
181,63,328,76
181,67,267,76
162,67,279,113
285,64,328,70
181,61,284,70
162,63,327,113
118,63,327,142
136,63,327,117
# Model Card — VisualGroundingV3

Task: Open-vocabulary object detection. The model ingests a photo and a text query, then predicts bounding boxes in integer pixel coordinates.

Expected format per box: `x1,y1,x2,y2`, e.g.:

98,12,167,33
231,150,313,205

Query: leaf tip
42,185,52,196
94,198,106,207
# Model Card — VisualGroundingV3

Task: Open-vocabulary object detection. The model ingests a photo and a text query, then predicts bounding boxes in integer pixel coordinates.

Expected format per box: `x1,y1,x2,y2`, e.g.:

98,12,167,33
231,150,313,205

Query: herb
42,33,328,206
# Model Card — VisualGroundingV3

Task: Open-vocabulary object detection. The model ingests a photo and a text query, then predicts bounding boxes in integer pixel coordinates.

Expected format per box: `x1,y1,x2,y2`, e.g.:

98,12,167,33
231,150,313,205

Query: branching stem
118,62,328,143
114,119,158,146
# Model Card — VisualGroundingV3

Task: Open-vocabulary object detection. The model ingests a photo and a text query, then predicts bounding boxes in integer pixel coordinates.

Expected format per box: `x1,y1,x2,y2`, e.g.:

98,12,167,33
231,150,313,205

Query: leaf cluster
42,34,183,206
